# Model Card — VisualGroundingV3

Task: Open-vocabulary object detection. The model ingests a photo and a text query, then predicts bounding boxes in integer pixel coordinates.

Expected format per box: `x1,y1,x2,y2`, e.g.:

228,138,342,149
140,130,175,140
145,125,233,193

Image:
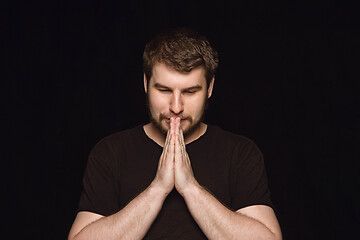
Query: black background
6,0,359,239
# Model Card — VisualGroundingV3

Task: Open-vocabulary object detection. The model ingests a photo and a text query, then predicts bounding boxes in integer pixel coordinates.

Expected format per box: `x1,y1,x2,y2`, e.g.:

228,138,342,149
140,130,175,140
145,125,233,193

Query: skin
143,63,213,146
169,117,282,239
68,63,282,240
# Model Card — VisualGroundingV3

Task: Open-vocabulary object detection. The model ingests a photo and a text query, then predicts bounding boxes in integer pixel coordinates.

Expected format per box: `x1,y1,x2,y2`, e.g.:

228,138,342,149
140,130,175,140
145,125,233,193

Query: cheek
148,94,169,112
185,95,207,115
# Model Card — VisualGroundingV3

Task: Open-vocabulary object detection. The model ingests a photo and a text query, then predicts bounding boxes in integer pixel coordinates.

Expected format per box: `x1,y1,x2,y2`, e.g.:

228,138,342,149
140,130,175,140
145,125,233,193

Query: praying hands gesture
152,117,199,197
69,117,282,240
151,117,282,240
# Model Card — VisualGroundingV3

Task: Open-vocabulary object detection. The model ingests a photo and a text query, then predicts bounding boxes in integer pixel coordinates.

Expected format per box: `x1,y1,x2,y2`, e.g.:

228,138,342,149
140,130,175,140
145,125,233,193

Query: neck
143,122,207,147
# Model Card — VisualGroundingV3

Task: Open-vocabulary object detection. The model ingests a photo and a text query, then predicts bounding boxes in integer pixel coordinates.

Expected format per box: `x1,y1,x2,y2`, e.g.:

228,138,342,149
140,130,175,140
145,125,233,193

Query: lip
164,118,186,123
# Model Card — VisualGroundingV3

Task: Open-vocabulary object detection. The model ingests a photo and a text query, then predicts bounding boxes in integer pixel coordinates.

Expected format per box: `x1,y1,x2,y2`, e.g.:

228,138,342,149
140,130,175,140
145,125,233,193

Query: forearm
71,185,166,240
182,184,278,240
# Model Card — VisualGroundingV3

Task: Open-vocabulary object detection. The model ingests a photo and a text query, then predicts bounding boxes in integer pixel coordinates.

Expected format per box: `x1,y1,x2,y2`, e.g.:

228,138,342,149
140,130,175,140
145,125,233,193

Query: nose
169,92,184,115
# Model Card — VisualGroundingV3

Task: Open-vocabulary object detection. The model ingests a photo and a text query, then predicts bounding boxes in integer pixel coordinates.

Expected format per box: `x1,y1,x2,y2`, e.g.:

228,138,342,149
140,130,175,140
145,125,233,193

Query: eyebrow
153,83,203,91
153,83,170,89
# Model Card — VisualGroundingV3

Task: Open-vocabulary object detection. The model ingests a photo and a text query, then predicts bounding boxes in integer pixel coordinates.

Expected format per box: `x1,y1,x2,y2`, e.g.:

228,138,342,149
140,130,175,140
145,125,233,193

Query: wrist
178,180,202,198
148,181,172,200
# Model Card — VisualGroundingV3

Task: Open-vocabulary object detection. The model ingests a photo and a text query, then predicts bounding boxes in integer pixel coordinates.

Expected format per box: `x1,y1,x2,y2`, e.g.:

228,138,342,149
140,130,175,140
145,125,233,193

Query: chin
180,124,190,133
160,123,170,134
180,121,193,135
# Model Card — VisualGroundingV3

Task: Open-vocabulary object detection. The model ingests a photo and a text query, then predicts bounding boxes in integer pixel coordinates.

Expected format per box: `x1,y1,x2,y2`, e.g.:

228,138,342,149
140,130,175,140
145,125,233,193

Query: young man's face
145,63,214,137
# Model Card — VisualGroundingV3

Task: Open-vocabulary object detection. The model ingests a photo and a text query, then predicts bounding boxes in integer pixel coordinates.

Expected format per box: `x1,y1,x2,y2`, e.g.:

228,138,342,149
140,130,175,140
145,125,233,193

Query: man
68,28,282,239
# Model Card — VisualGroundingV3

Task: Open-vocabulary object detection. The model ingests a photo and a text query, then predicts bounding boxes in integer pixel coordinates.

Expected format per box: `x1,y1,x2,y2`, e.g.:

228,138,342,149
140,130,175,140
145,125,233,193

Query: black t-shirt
78,124,273,239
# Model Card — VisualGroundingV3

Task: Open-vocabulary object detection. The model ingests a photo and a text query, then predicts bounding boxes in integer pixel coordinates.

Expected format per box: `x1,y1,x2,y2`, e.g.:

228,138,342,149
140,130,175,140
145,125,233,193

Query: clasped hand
152,117,198,196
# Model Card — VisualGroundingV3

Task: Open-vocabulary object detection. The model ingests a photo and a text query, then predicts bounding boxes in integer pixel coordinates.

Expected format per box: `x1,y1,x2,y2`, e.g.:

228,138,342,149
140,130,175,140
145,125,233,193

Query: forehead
151,63,206,88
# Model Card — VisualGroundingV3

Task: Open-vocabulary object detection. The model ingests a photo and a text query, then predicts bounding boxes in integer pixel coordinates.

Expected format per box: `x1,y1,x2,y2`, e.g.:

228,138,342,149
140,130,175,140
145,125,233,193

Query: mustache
159,114,191,121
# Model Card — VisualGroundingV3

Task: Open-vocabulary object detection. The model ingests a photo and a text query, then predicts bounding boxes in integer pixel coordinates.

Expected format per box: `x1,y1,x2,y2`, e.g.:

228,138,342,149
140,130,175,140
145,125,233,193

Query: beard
146,94,208,138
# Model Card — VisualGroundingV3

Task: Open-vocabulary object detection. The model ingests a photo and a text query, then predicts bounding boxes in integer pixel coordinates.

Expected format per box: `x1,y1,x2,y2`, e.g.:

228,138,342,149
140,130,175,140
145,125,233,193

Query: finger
163,129,170,152
170,117,176,135
174,117,180,136
174,118,183,156
165,128,170,143
179,128,187,156
168,131,175,163
174,130,182,161
160,130,170,163
179,128,185,148
161,134,174,166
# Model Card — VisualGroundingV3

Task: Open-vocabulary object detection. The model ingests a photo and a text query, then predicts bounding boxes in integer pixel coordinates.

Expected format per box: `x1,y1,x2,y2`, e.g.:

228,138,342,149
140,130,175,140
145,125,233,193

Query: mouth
164,117,187,124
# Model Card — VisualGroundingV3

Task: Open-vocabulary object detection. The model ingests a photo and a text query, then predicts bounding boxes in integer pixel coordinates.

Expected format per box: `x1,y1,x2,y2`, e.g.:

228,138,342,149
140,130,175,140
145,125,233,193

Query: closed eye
183,90,196,94
183,86,202,95
159,89,171,92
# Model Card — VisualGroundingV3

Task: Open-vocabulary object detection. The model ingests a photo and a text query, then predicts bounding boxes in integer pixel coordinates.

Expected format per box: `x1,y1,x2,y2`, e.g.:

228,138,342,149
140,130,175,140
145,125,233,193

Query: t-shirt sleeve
77,140,120,216
230,138,273,211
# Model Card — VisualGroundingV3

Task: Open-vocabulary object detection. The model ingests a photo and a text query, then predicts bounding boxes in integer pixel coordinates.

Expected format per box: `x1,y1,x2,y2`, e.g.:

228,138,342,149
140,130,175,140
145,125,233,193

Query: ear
207,77,215,98
144,74,148,93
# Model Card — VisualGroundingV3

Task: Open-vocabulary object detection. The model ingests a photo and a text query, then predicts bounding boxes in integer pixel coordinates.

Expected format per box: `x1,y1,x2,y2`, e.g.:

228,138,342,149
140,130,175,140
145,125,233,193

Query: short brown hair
143,28,219,87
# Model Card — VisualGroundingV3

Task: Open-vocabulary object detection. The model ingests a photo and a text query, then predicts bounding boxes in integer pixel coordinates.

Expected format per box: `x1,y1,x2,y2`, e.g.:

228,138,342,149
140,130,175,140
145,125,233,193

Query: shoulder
205,125,263,159
207,125,258,147
90,125,144,157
